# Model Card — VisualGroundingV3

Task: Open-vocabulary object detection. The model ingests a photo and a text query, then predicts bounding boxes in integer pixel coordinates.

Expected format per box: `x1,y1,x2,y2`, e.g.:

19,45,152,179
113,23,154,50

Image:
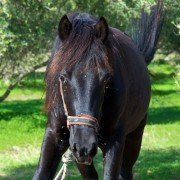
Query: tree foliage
0,0,179,101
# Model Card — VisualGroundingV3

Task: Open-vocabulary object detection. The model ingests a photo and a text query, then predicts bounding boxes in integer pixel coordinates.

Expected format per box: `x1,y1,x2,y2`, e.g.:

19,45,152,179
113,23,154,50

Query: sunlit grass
0,61,179,179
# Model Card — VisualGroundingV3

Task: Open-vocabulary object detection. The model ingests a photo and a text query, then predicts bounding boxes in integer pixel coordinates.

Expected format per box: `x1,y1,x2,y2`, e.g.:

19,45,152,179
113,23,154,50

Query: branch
0,61,47,103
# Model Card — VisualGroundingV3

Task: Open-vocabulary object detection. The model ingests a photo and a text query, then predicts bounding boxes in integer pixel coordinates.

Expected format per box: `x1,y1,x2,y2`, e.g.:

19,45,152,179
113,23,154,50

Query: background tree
0,0,179,102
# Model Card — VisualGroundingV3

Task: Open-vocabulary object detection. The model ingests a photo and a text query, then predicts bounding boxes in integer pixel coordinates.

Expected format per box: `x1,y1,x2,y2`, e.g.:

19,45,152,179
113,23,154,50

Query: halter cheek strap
59,78,99,132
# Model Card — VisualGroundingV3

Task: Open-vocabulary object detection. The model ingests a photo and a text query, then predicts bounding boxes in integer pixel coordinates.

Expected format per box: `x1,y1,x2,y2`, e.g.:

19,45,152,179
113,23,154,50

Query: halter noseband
59,78,99,132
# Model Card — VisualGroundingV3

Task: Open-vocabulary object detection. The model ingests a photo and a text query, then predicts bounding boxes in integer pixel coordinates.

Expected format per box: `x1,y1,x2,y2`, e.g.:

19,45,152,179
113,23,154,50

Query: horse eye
103,75,110,85
60,75,67,83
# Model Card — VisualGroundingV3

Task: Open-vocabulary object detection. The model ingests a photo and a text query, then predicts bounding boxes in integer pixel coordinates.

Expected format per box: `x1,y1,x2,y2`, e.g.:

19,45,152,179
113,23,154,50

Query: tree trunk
0,61,47,103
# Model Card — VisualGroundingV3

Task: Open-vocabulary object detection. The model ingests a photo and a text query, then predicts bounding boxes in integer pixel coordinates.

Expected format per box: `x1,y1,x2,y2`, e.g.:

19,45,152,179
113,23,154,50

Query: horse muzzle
74,155,93,165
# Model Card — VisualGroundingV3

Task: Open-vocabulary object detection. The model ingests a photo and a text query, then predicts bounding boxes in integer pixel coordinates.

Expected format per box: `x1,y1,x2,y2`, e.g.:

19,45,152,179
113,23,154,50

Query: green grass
0,61,180,179
0,99,45,150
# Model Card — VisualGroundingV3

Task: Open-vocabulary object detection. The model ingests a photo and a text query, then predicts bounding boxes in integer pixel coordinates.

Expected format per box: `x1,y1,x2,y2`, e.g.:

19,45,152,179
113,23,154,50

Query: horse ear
58,15,72,41
95,17,109,42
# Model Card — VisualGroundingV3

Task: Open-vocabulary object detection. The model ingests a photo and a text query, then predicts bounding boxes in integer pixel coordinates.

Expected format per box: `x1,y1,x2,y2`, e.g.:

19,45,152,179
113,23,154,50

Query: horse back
106,28,151,134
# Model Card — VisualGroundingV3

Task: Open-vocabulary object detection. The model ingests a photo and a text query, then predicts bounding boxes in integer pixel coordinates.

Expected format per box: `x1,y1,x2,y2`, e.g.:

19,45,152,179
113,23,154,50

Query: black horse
34,1,163,179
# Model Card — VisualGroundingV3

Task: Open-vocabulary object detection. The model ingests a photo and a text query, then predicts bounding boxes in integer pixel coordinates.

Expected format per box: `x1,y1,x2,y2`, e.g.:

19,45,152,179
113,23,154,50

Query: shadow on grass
152,89,177,96
151,72,174,81
0,99,46,128
148,106,180,125
135,148,180,180
0,99,44,119
0,164,36,180
0,98,179,125
1,148,179,180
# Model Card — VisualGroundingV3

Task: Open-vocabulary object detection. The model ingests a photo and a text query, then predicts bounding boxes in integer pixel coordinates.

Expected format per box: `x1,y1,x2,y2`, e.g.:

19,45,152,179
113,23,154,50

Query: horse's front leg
33,112,69,180
102,127,125,180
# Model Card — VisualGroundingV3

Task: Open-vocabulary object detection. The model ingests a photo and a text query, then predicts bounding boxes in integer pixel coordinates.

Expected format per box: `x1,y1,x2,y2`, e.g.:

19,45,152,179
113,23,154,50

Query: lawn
0,60,179,180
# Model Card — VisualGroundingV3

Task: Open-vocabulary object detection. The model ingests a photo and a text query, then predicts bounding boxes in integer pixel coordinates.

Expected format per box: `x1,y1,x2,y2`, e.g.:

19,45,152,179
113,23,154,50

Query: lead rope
54,79,73,180
54,149,73,180
59,77,69,116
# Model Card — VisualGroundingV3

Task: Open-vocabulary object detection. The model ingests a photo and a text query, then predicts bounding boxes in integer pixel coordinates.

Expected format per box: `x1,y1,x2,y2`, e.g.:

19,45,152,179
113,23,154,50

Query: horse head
55,13,112,164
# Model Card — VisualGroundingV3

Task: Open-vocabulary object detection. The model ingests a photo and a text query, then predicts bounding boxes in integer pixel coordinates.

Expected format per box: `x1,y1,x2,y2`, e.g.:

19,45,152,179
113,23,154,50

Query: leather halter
59,78,99,132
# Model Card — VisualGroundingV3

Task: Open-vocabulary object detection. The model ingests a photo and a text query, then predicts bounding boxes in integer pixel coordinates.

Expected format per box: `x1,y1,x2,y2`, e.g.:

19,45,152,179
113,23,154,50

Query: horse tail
130,0,164,65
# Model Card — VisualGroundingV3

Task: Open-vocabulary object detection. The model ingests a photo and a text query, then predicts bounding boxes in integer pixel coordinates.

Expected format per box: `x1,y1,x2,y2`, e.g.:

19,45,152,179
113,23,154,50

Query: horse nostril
90,143,97,155
72,143,77,152
84,148,88,156
92,143,97,150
